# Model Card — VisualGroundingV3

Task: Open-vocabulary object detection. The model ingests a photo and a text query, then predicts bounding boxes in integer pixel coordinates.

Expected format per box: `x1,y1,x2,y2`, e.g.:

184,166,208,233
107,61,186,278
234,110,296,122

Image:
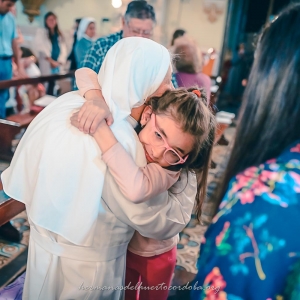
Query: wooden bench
0,112,38,161
0,71,74,161
0,180,25,227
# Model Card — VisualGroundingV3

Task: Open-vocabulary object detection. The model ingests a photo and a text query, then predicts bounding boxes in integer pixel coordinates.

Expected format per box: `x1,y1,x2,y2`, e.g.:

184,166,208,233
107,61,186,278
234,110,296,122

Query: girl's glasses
149,113,189,165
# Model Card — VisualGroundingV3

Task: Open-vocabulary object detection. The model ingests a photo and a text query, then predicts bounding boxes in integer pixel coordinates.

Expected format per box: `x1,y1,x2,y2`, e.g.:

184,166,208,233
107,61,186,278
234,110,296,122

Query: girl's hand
77,90,114,134
70,111,80,128
70,111,106,136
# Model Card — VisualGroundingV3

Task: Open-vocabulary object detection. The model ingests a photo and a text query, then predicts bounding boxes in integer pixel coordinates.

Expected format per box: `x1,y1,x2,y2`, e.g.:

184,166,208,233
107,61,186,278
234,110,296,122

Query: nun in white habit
1,37,196,300
74,17,96,65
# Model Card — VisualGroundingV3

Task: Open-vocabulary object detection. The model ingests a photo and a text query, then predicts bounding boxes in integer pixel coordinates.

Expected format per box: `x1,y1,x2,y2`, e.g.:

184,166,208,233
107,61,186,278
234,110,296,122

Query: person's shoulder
77,37,92,47
93,30,123,47
276,140,300,164
227,140,300,208
198,72,211,82
5,12,16,23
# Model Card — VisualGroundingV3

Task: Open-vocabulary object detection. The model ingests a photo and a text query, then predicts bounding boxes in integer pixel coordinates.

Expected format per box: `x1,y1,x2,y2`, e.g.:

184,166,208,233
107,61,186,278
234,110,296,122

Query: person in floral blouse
192,4,300,300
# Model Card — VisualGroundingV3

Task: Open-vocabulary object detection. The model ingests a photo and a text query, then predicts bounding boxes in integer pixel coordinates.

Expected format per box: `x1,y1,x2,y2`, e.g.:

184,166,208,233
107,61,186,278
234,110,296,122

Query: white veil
1,37,170,246
76,17,96,41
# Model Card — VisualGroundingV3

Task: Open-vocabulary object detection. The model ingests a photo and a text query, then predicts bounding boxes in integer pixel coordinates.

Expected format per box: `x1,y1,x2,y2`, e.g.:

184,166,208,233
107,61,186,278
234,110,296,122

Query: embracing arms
73,67,195,239
73,67,179,203
75,68,113,133
102,168,196,240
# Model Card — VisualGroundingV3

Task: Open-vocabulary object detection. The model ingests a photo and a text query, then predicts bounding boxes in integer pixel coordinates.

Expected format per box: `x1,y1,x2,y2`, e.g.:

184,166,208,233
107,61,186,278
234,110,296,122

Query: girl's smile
143,146,155,163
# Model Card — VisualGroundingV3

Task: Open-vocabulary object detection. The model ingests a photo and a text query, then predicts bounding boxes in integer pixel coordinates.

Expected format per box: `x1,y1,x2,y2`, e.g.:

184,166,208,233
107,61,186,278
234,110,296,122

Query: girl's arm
92,121,179,203
75,67,113,133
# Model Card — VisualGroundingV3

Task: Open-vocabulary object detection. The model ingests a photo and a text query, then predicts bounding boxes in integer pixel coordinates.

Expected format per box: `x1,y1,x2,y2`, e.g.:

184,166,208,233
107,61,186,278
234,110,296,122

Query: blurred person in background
75,18,96,66
0,0,25,118
68,18,81,71
174,37,211,102
170,29,186,46
9,3,24,45
224,43,253,104
169,28,186,53
34,11,67,75
18,47,45,106
7,47,45,114
34,11,67,95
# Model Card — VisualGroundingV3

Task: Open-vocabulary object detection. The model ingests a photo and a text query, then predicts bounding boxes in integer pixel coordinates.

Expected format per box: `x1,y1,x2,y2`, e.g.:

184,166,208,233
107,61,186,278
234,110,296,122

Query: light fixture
112,0,122,9
20,0,45,22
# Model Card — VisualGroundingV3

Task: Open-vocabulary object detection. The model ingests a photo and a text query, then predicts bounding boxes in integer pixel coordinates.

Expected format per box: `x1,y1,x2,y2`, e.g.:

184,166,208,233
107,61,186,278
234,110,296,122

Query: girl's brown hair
149,87,215,220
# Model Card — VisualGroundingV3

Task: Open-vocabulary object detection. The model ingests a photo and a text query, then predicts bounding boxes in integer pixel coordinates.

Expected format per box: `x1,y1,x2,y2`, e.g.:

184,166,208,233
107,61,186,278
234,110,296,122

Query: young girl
75,68,215,300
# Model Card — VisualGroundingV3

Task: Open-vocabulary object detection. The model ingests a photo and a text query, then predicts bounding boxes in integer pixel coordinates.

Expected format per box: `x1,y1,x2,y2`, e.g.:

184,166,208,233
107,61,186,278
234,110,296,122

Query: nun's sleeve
103,170,196,240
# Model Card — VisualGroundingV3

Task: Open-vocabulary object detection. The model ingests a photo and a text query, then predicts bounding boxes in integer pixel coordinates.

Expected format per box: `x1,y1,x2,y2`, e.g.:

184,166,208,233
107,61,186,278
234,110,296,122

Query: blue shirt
0,12,17,56
80,30,178,88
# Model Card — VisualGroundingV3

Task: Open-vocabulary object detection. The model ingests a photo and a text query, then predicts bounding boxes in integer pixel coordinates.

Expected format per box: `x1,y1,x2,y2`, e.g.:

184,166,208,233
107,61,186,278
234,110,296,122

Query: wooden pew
0,71,75,90
0,71,74,161
0,112,38,161
0,180,25,227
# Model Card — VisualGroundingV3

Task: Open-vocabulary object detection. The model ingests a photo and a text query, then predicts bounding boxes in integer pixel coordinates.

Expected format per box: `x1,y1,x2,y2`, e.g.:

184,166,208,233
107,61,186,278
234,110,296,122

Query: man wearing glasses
81,1,156,75
80,1,177,88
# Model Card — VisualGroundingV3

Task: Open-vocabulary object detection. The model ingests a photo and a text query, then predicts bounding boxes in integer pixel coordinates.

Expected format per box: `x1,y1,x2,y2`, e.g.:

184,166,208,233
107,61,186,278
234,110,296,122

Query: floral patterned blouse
192,141,300,300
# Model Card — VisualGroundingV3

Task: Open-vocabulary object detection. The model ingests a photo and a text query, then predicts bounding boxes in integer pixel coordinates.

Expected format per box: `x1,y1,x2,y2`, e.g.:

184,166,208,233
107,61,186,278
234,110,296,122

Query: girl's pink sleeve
102,143,180,203
75,67,101,97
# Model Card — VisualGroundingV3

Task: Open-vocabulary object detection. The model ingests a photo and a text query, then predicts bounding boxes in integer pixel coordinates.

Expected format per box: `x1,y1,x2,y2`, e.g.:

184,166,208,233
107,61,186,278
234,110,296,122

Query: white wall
15,0,228,52
43,0,125,37
164,0,228,52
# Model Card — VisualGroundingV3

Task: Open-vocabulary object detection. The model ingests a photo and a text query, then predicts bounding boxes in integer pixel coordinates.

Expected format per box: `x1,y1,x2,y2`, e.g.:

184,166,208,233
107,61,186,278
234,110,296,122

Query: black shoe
0,222,22,243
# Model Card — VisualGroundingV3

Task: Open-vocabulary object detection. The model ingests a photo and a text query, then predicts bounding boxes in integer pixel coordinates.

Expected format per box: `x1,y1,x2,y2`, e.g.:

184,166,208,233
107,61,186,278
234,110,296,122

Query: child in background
75,68,215,300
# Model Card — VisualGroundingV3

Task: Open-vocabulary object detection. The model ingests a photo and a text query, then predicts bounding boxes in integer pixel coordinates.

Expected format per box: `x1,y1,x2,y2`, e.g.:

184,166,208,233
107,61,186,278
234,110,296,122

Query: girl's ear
140,106,152,126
